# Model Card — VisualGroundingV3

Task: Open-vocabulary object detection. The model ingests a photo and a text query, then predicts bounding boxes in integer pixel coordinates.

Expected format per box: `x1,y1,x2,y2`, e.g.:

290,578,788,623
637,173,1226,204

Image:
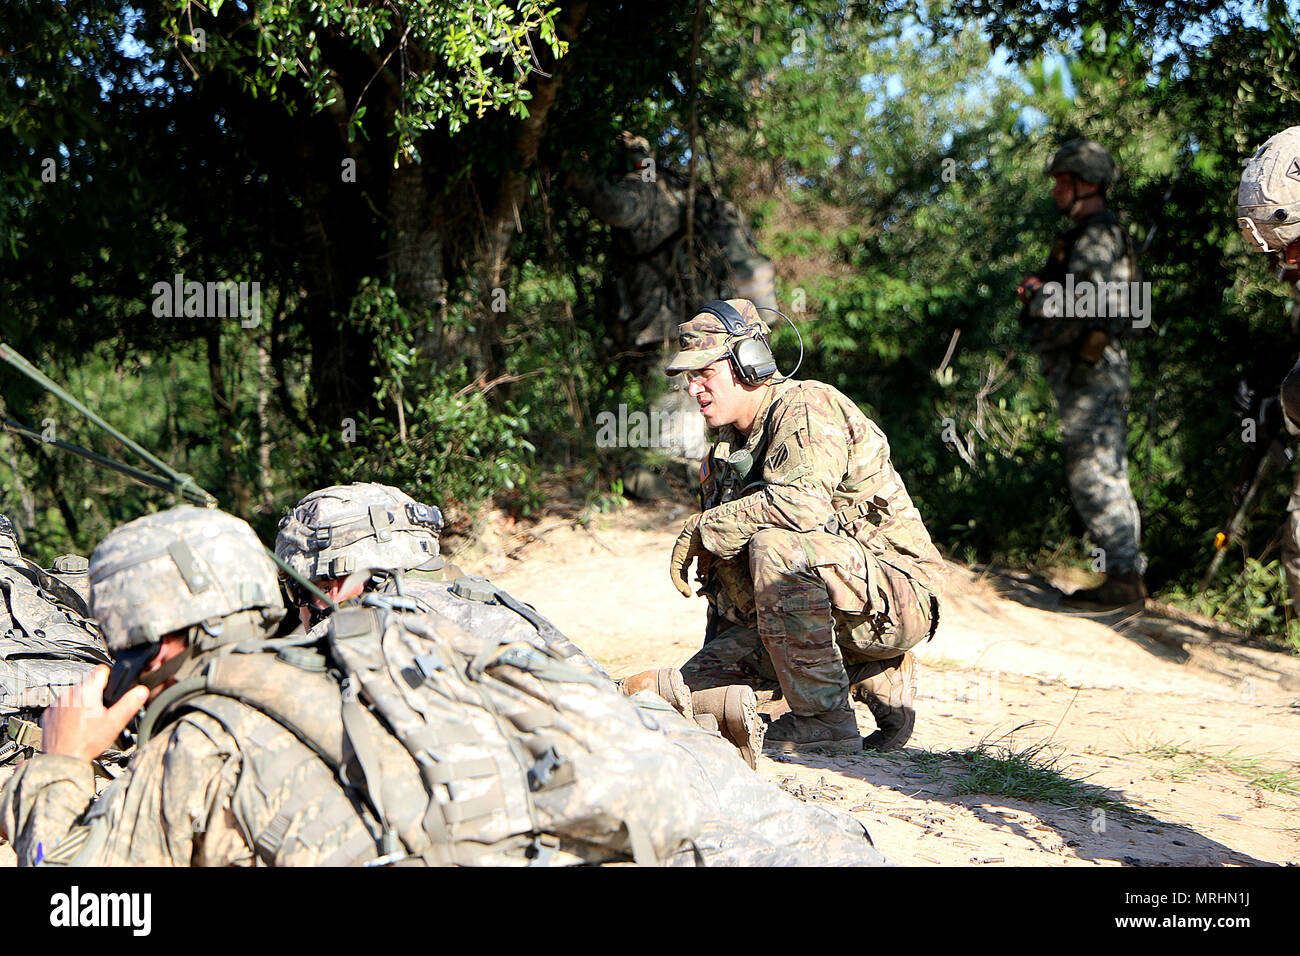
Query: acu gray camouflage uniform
1,505,885,866
0,520,110,866
1280,284,1300,606
0,519,109,771
1023,209,1147,576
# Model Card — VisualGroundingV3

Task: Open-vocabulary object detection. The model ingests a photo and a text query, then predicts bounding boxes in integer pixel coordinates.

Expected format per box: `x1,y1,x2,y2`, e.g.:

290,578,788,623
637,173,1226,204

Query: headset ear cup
731,335,777,384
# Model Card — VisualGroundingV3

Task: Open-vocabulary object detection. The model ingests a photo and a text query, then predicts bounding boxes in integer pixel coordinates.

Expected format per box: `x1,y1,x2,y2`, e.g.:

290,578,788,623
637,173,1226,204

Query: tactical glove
669,513,709,598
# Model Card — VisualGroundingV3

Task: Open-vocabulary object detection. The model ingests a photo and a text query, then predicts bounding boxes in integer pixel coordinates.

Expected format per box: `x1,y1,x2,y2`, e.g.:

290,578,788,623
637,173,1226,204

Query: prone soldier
275,482,765,768
1,504,887,866
0,514,110,772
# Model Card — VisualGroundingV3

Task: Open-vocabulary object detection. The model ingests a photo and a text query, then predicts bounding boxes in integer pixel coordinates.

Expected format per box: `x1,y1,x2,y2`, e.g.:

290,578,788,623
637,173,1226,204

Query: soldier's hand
41,666,148,764
669,513,707,598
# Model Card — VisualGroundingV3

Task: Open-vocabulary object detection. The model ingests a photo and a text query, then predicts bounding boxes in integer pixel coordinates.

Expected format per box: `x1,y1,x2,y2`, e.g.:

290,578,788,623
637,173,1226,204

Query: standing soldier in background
1236,126,1300,607
1017,139,1148,608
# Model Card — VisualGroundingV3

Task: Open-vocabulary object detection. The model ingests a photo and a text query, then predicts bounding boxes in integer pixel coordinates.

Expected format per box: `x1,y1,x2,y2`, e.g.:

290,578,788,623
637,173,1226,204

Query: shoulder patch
765,434,806,478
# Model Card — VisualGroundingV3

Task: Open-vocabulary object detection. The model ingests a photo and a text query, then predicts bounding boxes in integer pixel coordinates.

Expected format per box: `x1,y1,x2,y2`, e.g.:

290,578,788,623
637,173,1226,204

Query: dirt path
471,499,1300,867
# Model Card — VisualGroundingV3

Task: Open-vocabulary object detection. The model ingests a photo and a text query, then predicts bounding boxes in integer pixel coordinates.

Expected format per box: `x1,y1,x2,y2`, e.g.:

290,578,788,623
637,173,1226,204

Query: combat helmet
90,506,285,651
1045,138,1117,187
275,483,443,582
1237,126,1300,254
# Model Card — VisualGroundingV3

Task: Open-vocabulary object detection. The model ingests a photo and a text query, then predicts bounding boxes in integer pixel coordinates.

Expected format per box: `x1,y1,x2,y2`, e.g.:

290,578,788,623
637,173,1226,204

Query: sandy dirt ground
5,496,1297,869
468,498,1300,867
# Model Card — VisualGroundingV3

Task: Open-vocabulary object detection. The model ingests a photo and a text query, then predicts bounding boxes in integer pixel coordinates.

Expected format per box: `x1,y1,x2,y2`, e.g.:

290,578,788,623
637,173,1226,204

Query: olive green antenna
0,342,336,613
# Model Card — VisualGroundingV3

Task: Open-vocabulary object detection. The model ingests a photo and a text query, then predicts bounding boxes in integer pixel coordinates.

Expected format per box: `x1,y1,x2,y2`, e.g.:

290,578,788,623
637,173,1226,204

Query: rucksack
0,558,111,764
139,580,713,865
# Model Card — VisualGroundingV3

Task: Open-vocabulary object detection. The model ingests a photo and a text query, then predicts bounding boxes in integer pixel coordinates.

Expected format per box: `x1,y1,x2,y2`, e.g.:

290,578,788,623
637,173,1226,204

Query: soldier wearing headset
665,299,946,754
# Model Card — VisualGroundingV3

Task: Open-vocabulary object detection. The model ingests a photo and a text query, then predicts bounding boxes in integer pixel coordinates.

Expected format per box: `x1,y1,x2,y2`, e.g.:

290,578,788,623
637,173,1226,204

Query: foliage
165,0,568,156
2,0,1300,647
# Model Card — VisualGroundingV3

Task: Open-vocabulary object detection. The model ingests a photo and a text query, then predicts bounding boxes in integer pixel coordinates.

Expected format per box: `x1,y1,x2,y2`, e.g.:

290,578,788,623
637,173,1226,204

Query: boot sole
655,669,695,722
854,653,918,750
725,686,764,770
691,685,765,769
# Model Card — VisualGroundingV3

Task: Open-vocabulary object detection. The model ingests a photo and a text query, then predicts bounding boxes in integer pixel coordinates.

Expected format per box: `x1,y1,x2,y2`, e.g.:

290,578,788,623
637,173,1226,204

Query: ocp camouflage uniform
679,377,946,718
1023,209,1147,576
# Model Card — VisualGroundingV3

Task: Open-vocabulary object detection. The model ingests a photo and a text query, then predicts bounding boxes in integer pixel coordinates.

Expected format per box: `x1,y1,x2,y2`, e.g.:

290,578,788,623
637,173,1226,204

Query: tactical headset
696,299,779,385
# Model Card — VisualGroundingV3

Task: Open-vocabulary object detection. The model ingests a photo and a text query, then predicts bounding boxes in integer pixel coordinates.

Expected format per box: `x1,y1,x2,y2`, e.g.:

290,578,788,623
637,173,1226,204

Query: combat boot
762,704,860,755
1063,571,1147,610
617,668,694,721
691,685,765,770
850,652,917,752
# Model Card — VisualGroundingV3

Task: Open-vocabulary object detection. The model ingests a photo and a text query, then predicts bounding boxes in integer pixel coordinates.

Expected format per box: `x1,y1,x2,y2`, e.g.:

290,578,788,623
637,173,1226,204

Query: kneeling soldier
667,299,946,753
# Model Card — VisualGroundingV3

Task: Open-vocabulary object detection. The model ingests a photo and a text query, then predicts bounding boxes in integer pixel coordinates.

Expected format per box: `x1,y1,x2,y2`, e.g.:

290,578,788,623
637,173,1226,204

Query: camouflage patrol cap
275,483,443,580
1237,126,1300,254
665,299,771,375
90,506,284,651
1045,139,1117,186
0,514,20,559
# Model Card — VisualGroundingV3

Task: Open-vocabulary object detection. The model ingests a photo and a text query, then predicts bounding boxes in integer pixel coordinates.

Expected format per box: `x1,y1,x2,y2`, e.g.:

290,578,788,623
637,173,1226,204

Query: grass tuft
894,728,1129,811
1131,740,1300,795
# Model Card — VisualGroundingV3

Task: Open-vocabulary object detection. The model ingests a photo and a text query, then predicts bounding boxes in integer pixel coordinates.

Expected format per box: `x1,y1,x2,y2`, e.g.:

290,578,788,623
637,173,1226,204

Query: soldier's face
686,358,747,429
298,574,366,627
1050,173,1074,210
1051,173,1098,211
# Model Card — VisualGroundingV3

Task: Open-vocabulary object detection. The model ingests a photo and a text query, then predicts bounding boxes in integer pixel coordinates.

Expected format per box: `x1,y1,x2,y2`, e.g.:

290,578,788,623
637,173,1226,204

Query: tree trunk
476,1,590,378
205,328,252,514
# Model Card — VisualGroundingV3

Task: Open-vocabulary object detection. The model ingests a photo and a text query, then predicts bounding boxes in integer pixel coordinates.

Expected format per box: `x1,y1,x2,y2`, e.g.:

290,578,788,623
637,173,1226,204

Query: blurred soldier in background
568,132,777,460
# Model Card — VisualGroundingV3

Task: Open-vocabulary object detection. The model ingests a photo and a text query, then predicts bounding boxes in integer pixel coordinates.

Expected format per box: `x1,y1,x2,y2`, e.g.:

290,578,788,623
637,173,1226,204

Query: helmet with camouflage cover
1045,138,1117,187
1237,126,1300,255
275,483,444,581
89,506,285,651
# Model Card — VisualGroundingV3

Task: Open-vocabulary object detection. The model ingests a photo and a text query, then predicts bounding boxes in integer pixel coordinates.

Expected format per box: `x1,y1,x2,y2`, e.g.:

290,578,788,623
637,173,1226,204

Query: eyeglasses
684,366,719,385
